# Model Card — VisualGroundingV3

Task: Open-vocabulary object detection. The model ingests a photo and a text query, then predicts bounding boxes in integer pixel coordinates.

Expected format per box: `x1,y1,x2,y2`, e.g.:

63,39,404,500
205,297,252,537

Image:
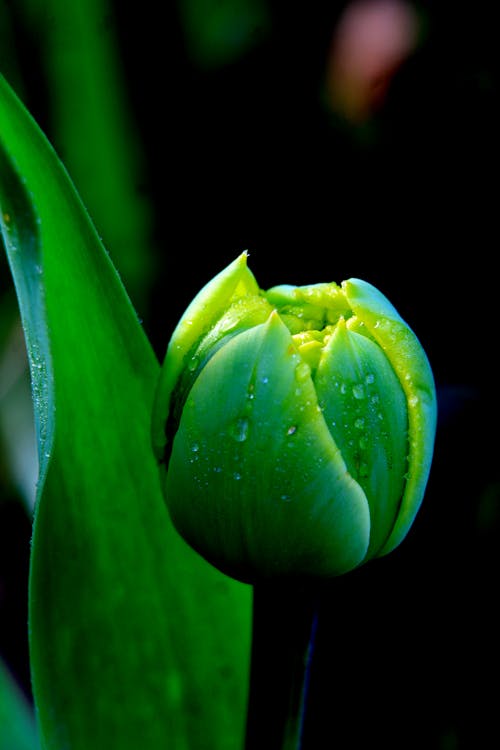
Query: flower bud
152,253,436,582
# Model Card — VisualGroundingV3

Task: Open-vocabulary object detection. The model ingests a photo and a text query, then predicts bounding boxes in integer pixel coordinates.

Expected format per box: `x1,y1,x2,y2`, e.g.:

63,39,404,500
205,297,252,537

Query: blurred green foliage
7,0,154,314
178,0,271,68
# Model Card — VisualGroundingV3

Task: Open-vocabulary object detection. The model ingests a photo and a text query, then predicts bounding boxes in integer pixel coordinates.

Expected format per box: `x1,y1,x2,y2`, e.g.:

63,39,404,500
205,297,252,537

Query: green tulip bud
152,253,436,582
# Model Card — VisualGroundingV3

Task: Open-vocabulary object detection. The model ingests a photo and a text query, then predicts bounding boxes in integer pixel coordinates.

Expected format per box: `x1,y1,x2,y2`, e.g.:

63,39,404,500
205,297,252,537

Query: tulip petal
315,319,408,557
165,312,370,581
152,252,259,463
342,279,437,555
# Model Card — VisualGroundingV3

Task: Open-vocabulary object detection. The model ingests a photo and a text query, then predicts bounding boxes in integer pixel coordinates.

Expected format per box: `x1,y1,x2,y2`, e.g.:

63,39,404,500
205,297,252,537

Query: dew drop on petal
352,384,365,399
295,362,311,382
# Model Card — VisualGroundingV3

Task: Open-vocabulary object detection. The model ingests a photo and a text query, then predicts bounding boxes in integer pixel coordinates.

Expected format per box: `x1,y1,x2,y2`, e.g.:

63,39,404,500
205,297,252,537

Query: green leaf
0,74,251,750
0,657,39,750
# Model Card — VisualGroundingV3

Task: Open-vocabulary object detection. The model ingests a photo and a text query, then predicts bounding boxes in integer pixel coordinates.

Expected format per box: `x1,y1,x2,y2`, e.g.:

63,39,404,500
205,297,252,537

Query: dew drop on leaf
231,417,249,442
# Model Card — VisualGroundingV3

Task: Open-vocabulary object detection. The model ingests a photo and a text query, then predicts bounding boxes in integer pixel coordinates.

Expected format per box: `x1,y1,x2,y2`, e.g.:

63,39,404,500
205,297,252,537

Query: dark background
1,1,499,747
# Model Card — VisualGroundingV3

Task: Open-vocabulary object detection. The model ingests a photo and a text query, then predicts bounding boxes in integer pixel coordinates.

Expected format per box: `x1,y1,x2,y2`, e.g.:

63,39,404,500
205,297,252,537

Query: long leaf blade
0,74,250,750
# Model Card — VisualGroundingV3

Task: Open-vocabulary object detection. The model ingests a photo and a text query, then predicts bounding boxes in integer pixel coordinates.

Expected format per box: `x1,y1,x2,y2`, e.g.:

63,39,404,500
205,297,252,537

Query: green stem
245,582,319,750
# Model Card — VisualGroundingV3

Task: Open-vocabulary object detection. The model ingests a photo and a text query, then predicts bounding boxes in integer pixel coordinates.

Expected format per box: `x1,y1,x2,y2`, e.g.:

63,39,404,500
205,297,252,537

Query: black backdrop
1,1,499,747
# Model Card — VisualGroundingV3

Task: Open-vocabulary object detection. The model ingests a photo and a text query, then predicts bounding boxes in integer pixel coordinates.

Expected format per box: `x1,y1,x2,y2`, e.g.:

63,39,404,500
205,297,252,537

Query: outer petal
343,279,437,555
315,319,408,558
152,252,259,463
164,312,370,581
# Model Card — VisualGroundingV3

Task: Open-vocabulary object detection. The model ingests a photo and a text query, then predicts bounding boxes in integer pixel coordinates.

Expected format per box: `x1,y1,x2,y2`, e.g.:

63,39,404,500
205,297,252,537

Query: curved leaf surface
0,74,250,750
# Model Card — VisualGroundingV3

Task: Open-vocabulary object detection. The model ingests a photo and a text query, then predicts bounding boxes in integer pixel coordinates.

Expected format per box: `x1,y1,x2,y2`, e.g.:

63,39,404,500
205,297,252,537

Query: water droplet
340,383,347,395
377,412,384,420
408,395,419,407
371,394,379,404
295,362,310,382
191,443,199,452
354,418,365,429
281,494,291,502
365,373,375,384
213,466,222,473
188,356,199,372
286,425,297,436
352,384,365,399
261,376,269,385
233,472,241,481
231,417,249,442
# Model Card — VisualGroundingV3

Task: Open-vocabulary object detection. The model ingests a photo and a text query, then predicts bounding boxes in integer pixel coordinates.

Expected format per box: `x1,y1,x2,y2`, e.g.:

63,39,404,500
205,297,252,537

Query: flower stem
245,582,319,750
